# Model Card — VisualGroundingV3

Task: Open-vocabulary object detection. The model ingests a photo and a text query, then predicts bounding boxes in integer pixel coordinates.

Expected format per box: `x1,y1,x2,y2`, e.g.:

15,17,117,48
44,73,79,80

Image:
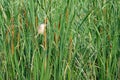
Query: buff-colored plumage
38,24,46,34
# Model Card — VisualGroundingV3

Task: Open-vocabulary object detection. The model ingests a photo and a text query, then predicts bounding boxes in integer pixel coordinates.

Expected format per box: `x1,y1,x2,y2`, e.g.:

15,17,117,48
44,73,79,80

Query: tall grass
0,0,120,80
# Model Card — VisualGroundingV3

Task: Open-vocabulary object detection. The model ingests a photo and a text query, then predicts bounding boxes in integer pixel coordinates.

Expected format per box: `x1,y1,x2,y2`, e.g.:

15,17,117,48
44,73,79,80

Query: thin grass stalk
11,17,14,55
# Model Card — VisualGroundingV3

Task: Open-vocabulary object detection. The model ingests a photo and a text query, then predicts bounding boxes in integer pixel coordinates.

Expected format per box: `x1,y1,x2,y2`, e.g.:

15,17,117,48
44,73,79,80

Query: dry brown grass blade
35,16,38,28
11,17,14,55
69,36,72,61
43,18,48,50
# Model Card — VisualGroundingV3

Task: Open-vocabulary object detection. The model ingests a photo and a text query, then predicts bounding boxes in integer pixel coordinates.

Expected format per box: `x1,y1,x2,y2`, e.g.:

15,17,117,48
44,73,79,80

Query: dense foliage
0,0,120,80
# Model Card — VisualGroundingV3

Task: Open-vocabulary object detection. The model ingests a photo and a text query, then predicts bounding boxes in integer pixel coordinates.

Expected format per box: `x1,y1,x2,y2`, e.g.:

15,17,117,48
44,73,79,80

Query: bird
38,23,46,34
35,23,46,38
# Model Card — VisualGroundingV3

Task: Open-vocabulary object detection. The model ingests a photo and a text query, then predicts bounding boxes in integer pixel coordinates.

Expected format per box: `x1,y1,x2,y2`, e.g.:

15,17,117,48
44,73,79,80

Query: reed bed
0,0,120,80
